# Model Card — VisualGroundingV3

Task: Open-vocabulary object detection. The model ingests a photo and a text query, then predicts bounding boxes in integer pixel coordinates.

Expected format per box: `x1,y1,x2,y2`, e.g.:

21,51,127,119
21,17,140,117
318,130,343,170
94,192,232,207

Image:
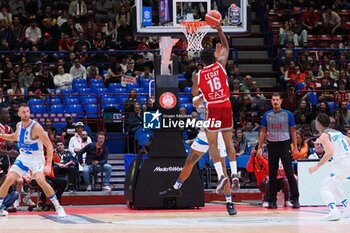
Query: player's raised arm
214,23,229,67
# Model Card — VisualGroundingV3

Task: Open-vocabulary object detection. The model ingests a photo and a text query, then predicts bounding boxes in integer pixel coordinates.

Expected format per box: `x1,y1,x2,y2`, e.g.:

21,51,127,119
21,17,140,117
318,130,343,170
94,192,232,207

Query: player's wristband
192,94,203,103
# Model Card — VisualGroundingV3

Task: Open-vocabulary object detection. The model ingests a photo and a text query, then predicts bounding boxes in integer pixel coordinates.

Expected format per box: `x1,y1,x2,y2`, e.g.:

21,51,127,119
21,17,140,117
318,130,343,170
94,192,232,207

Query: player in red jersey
192,23,239,193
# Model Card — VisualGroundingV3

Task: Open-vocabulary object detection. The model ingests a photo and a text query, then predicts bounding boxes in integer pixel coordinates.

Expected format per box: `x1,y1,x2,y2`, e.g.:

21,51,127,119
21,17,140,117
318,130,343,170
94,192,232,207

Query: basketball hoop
180,21,210,53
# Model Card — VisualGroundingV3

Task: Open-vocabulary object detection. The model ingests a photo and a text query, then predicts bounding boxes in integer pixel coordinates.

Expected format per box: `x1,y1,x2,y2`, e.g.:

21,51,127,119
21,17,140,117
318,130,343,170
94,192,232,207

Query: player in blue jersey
309,113,350,221
0,103,66,217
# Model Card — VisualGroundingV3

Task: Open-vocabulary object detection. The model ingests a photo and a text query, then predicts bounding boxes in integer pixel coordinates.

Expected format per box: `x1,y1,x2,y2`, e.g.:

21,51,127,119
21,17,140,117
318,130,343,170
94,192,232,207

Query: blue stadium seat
65,104,83,116
89,79,103,85
126,83,139,92
72,78,86,85
135,128,153,149
184,87,192,93
90,82,104,90
178,73,186,81
81,97,97,105
133,88,144,93
101,96,118,103
308,92,318,105
28,98,43,106
63,97,80,104
327,102,337,113
297,82,304,91
46,98,61,105
237,155,250,169
94,87,109,97
179,97,191,103
101,70,108,76
60,88,74,94
84,104,98,118
54,122,67,134
109,87,128,94
77,87,92,94
108,83,122,89
137,96,147,104
72,82,87,91
118,96,129,104
51,104,64,113
30,105,45,113
180,104,194,113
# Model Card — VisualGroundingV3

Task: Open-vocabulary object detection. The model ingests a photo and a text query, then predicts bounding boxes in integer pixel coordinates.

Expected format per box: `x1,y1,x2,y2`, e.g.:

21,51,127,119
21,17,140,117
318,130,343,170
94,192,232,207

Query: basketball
205,10,222,28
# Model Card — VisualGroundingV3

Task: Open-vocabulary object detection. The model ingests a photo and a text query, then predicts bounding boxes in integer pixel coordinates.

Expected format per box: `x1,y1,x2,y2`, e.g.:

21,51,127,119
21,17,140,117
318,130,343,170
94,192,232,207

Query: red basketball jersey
198,62,230,103
0,123,11,148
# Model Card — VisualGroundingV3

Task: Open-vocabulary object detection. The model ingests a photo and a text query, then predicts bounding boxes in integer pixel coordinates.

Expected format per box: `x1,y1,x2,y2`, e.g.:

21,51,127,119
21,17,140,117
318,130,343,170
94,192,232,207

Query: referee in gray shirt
258,93,300,209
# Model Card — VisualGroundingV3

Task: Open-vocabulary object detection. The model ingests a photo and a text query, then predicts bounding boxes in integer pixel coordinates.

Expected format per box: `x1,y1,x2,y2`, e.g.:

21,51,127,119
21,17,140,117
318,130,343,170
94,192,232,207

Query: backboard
133,0,251,37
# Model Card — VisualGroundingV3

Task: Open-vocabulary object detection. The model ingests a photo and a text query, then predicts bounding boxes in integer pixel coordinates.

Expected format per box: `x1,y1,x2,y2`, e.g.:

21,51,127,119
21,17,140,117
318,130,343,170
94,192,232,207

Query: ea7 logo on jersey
143,110,162,129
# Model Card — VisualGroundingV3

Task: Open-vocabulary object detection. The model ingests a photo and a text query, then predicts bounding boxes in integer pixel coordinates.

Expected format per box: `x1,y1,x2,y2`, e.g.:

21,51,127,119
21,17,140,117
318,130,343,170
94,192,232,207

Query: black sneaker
6,206,17,213
268,202,277,209
226,202,237,216
292,200,300,209
159,187,182,198
216,176,229,194
68,184,75,192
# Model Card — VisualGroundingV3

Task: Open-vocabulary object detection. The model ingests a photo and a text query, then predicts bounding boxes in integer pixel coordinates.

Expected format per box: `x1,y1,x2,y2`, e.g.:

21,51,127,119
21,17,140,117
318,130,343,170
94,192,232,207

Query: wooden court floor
0,203,349,233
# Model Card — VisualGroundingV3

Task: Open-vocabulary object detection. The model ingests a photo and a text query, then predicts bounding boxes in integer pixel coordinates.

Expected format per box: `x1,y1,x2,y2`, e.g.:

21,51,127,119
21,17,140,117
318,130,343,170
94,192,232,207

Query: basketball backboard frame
133,0,251,37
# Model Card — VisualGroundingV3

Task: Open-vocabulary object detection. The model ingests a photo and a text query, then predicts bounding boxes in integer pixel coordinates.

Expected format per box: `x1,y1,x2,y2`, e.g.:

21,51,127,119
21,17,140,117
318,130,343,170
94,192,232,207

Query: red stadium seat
318,35,332,47
307,35,318,47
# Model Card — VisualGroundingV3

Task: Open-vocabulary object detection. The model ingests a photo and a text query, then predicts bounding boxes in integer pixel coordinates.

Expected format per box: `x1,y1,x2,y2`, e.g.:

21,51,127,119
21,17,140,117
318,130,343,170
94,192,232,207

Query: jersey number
207,77,222,92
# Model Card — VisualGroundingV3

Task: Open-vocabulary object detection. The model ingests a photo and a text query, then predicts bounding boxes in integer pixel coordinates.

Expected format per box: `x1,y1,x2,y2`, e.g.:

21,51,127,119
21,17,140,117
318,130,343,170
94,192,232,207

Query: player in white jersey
0,103,66,217
159,96,239,215
309,113,350,221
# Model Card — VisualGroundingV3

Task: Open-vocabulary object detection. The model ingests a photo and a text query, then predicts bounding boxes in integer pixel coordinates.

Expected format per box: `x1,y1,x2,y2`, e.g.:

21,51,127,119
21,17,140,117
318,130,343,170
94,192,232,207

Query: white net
180,21,210,53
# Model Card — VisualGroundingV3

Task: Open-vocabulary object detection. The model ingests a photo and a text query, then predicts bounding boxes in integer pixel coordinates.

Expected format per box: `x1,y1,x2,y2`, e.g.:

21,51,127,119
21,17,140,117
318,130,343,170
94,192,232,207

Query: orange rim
180,21,208,34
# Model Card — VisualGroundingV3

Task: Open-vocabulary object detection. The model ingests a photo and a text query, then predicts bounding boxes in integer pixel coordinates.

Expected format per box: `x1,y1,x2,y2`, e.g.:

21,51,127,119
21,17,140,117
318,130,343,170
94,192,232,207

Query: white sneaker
14,200,19,208
103,186,111,191
0,209,8,216
56,206,66,218
320,210,341,221
343,207,350,218
285,201,293,207
86,185,92,192
262,202,269,208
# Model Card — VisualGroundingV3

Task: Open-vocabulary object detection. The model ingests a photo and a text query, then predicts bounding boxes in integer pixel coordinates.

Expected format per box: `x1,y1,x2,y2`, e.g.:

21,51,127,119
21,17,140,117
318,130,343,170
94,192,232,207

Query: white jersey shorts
9,154,45,177
191,131,227,157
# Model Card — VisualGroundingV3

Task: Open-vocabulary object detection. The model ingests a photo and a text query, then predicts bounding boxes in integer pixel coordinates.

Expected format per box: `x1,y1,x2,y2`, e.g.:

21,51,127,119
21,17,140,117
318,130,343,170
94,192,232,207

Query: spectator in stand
322,9,341,34
115,4,131,27
133,55,145,76
285,65,306,88
54,141,79,192
333,108,346,132
61,115,77,142
77,131,112,191
24,18,41,48
92,32,106,50
38,67,55,89
70,58,87,79
317,77,335,102
124,64,134,77
339,101,350,126
139,66,154,80
335,80,349,104
301,6,320,34
84,20,99,40
43,118,57,133
18,64,35,89
313,100,331,118
290,18,308,47
93,0,116,23
124,89,138,113
102,21,118,44
234,128,248,157
86,63,100,78
242,120,260,146
69,122,92,158
241,75,255,92
74,32,92,51
57,10,69,27
291,130,308,160
279,21,294,48
58,32,74,52
28,77,49,99
128,103,143,134
294,99,312,126
104,66,122,87
333,0,350,10
54,65,73,92
68,0,88,23
308,140,324,159
0,7,12,25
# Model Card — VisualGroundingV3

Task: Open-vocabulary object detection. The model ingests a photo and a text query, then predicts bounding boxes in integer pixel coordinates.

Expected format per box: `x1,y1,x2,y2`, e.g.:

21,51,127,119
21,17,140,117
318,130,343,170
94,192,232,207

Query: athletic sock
48,194,61,208
214,162,224,178
225,194,232,203
173,180,183,189
0,197,3,208
230,161,238,175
